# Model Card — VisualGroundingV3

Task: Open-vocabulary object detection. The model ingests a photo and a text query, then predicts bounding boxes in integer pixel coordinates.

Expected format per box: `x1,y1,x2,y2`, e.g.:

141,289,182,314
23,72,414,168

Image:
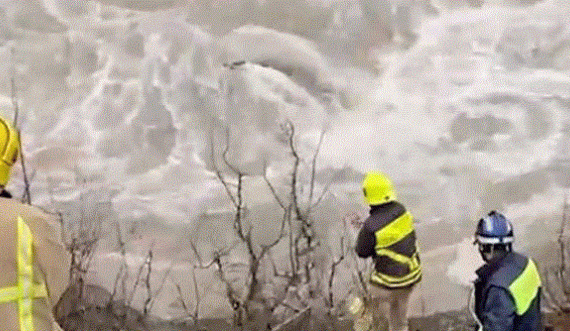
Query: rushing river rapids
0,0,568,324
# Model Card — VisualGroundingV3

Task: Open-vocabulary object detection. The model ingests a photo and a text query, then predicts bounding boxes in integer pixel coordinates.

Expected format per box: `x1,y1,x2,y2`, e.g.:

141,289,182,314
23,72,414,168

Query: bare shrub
542,193,570,316
193,119,353,329
52,178,157,330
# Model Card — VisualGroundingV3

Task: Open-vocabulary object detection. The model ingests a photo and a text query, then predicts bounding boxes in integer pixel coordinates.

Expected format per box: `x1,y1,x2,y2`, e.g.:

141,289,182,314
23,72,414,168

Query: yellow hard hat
362,171,396,205
0,117,19,186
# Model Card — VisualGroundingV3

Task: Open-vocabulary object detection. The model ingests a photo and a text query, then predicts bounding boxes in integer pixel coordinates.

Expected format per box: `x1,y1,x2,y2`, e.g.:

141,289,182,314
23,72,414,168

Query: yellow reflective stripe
0,286,19,303
380,267,422,283
0,284,47,305
369,252,422,288
376,249,420,270
33,284,47,298
508,259,541,316
0,217,48,331
370,265,422,288
374,212,414,249
18,216,35,331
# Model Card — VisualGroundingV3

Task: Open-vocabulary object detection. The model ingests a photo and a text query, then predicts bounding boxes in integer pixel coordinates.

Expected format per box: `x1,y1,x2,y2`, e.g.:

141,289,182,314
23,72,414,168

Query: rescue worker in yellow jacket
0,116,69,331
354,171,422,331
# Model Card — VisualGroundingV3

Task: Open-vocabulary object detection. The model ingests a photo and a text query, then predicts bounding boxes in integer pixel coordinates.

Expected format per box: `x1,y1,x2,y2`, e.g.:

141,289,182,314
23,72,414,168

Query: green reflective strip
374,212,414,249
508,259,541,316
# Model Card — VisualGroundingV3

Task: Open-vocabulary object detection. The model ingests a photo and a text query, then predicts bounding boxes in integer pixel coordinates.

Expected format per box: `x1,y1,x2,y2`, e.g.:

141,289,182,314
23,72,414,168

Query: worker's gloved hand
344,211,365,229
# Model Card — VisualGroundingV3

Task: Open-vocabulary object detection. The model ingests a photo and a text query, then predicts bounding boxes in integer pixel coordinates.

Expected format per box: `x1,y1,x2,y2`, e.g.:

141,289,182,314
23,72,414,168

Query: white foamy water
0,0,567,320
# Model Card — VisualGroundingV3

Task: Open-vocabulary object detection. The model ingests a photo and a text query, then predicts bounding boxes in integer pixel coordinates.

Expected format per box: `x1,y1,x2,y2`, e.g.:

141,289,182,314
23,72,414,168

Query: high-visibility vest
508,258,541,316
0,198,68,331
370,211,422,288
474,252,542,331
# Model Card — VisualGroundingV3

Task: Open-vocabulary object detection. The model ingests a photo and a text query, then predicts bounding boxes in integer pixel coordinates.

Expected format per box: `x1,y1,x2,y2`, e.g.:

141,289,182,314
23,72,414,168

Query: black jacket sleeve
355,226,376,258
482,286,516,331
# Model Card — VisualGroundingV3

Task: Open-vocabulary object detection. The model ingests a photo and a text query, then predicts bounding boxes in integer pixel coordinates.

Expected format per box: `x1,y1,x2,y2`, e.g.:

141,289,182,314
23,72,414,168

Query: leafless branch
63,189,103,303
210,130,237,207
214,169,238,208
263,205,290,253
311,167,346,210
284,120,303,223
204,117,335,325
211,128,250,244
212,128,260,314
127,244,154,307
559,191,567,277
147,260,175,314
267,251,292,279
143,250,153,316
221,126,241,175
307,129,326,211
110,220,128,303
174,281,190,316
10,47,19,126
189,237,247,323
327,237,345,308
288,207,297,275
233,173,248,241
353,269,369,298
190,266,201,321
282,120,318,283
543,267,564,313
271,306,311,331
263,162,286,210
213,252,244,325
190,239,241,270
10,49,31,204
110,262,128,304
16,128,31,204
189,241,218,269
275,299,304,314
541,191,570,313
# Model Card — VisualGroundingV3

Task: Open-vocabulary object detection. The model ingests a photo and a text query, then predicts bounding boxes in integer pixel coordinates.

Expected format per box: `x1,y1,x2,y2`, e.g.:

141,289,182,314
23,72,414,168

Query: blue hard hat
474,211,514,245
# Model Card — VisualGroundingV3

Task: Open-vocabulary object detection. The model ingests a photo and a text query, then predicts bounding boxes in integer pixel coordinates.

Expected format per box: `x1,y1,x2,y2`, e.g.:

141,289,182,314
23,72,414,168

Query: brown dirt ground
56,284,567,331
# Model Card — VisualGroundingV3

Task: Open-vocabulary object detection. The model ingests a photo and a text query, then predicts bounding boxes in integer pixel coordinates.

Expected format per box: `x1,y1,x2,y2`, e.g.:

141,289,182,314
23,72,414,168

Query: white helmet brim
475,236,514,245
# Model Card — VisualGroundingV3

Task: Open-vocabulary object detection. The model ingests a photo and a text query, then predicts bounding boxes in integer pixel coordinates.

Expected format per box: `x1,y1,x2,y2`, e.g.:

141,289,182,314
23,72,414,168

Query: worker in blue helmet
472,211,542,331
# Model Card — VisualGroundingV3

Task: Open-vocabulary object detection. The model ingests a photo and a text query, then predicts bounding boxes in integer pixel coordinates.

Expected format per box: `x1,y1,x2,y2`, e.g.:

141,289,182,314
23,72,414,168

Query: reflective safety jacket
474,252,542,331
355,201,422,289
0,198,69,330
